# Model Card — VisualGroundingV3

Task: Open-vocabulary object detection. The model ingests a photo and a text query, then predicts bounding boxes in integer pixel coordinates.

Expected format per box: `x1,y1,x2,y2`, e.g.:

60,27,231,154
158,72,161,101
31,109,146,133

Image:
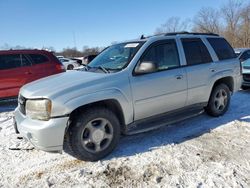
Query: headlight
26,99,52,121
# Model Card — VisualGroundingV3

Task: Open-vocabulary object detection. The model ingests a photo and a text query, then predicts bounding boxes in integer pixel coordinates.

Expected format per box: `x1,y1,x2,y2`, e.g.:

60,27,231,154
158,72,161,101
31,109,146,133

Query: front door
130,39,188,121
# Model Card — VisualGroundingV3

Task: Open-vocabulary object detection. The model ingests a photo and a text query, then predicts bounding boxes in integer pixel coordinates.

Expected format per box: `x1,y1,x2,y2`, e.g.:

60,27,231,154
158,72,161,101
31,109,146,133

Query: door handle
175,75,183,80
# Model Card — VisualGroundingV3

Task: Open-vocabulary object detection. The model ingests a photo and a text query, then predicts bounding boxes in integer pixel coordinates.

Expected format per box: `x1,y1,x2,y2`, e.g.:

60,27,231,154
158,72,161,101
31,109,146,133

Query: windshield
243,58,250,67
88,42,144,71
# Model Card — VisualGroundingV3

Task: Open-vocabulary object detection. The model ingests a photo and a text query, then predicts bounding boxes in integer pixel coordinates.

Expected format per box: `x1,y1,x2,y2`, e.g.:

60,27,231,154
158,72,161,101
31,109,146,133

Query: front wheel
64,107,120,161
205,84,231,117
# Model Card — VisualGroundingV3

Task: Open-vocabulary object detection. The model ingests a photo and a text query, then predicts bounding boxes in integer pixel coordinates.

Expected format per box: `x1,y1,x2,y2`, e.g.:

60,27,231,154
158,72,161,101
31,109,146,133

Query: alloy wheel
80,118,113,153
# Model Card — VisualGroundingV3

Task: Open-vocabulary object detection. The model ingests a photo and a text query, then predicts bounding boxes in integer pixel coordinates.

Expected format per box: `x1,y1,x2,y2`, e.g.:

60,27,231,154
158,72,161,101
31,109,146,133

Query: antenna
140,35,145,39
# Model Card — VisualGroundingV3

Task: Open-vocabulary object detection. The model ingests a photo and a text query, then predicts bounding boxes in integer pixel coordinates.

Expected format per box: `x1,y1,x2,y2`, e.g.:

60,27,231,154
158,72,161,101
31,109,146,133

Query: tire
241,85,249,90
67,64,74,70
64,107,120,161
205,84,231,117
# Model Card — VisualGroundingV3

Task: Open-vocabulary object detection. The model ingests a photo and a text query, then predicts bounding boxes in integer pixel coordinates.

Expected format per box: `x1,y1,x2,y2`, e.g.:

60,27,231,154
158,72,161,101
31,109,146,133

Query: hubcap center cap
92,129,105,143
218,96,224,106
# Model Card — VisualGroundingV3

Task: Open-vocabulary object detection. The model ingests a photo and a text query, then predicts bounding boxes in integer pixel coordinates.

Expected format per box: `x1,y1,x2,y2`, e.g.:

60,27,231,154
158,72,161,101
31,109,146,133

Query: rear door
0,54,29,98
206,37,241,89
180,38,215,105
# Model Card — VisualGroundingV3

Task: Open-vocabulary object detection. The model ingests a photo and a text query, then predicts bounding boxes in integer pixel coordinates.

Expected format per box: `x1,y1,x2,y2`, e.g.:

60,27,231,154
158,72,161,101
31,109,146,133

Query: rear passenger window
207,38,236,60
141,40,180,71
29,54,49,65
182,38,212,66
0,54,22,70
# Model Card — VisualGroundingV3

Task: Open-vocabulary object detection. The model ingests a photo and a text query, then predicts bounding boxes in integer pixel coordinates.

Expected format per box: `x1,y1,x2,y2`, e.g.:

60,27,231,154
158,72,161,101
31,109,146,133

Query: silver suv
14,32,242,161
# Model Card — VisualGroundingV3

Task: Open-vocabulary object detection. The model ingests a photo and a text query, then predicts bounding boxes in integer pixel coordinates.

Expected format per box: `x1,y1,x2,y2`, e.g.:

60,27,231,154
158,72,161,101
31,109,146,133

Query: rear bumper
14,107,69,152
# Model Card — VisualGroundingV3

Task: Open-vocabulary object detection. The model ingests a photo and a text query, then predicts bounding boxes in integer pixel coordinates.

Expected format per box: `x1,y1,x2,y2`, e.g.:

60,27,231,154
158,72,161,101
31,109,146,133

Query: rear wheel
64,107,120,161
205,84,230,117
67,64,74,70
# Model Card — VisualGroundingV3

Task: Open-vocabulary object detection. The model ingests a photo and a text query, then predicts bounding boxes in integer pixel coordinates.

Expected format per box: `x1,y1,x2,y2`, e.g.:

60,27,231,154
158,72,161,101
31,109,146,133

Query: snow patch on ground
0,91,249,187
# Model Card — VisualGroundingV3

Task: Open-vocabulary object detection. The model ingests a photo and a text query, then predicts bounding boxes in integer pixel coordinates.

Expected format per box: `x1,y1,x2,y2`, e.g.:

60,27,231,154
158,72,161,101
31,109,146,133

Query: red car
0,49,65,99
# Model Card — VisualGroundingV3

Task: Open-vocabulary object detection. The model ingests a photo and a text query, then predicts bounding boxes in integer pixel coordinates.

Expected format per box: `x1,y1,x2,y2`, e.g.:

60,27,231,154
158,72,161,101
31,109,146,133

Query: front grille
243,74,250,82
18,95,27,115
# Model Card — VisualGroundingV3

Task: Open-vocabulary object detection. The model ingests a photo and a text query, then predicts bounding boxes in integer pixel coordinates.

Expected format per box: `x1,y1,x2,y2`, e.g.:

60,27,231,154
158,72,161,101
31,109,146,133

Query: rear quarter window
28,54,49,65
207,38,236,60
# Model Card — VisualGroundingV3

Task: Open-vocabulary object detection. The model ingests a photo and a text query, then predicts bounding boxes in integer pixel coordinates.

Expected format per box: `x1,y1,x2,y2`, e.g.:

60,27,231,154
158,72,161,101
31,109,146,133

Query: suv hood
20,71,107,99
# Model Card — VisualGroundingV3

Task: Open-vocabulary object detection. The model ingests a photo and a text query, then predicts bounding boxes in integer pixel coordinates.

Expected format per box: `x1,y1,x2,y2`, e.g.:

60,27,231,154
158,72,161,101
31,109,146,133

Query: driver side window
141,40,180,72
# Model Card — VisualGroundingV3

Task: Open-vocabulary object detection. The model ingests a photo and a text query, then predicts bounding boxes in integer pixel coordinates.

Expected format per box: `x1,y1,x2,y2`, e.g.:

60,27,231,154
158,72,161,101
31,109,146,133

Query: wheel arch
211,76,234,94
69,99,125,128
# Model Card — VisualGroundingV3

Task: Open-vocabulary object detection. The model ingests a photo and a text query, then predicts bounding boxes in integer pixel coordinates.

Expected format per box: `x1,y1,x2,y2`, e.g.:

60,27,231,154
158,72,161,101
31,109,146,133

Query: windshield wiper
84,64,91,71
93,66,110,73
84,65,121,73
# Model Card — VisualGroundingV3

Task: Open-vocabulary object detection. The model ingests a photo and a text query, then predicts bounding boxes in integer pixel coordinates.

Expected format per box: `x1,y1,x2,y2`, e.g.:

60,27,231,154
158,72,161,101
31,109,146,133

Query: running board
125,108,204,135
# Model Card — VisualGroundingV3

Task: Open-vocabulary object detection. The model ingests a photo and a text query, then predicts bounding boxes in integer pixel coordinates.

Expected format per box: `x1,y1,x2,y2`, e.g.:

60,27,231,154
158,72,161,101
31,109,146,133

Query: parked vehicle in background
234,48,250,89
0,50,65,99
56,55,64,59
15,32,241,161
59,58,79,70
83,54,97,64
69,58,82,65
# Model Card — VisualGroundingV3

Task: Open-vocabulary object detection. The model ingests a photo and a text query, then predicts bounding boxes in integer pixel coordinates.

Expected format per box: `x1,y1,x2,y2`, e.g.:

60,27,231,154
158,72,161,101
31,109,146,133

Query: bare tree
221,0,243,47
82,46,100,56
193,7,221,34
58,47,83,57
0,43,11,50
42,46,55,52
155,17,190,34
56,46,101,58
238,3,250,47
0,44,30,50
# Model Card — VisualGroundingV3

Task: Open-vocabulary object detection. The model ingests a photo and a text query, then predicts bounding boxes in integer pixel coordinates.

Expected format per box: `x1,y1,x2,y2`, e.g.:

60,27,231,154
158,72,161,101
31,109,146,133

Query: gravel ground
0,91,249,188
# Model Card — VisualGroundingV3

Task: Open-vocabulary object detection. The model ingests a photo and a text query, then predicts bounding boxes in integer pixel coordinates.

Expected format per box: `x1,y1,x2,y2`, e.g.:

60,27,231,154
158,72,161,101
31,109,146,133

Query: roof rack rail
138,32,219,40
164,31,219,36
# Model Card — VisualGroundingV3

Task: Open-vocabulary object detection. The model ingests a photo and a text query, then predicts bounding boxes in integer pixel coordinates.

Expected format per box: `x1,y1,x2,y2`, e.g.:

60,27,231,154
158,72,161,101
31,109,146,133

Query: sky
0,0,230,51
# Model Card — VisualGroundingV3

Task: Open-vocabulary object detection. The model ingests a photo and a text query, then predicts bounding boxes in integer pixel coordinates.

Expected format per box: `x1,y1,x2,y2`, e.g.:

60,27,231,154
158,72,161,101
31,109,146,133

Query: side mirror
134,61,157,75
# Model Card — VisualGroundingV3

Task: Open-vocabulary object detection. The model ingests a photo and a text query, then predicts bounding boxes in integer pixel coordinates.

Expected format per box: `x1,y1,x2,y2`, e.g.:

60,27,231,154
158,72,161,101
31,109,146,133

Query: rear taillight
56,64,65,72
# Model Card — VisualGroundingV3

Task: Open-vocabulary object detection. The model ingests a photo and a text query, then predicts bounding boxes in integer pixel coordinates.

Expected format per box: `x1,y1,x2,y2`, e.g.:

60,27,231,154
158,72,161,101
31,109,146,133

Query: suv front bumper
14,108,69,152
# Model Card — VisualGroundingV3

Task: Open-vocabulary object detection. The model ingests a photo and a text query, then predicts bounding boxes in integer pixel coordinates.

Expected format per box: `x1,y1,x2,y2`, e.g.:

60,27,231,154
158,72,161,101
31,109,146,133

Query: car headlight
26,99,52,121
